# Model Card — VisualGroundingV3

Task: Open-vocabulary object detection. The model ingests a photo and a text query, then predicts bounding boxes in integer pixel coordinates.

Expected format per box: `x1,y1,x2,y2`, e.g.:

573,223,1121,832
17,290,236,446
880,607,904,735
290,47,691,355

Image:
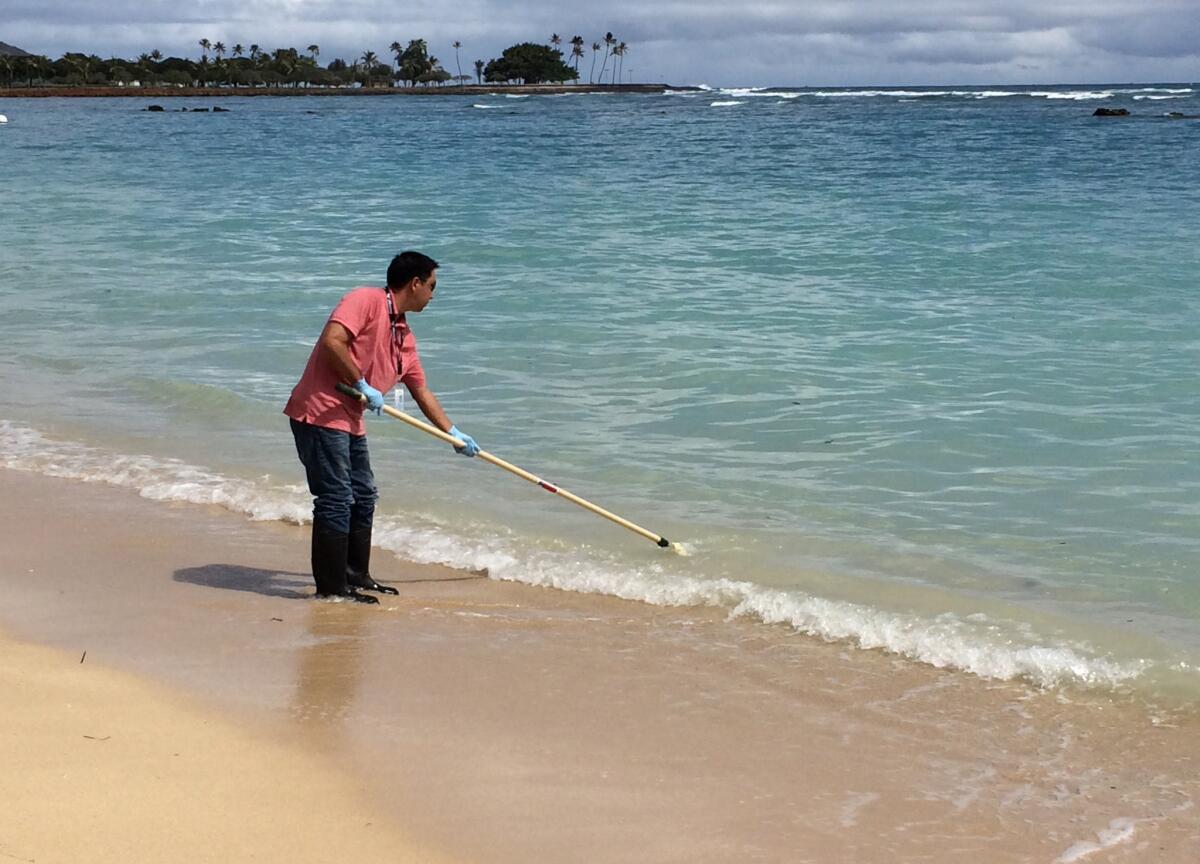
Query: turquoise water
2,86,1198,702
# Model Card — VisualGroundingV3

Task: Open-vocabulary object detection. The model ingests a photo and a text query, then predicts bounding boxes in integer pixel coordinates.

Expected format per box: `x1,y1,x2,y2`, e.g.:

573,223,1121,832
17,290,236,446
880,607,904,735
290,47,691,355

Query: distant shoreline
0,83,691,98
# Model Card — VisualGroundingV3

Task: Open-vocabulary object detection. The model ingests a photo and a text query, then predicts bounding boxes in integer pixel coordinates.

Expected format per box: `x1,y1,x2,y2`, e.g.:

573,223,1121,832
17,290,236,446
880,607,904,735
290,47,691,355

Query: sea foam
1055,818,1137,863
720,88,801,99
0,420,1147,692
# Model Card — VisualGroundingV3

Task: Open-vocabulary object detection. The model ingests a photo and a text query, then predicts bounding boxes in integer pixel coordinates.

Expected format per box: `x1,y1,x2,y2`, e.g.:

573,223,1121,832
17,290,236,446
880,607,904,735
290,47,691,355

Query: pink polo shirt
283,287,426,435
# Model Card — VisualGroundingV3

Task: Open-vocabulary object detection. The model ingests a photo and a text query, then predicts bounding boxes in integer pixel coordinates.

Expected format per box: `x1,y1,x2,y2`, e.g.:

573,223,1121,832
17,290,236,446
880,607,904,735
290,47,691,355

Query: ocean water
2,85,1198,704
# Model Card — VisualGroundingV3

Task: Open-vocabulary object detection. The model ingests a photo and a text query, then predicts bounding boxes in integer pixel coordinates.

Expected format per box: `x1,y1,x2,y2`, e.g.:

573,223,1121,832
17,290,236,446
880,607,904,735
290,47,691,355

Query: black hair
386,251,439,287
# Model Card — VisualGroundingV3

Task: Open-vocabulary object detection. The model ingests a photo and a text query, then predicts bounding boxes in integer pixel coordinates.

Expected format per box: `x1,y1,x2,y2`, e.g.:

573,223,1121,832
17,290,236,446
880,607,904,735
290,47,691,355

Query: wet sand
2,467,1198,862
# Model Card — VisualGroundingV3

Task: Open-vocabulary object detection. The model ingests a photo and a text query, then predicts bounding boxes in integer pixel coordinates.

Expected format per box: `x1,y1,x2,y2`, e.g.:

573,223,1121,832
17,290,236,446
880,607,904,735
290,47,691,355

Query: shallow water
1,85,1198,703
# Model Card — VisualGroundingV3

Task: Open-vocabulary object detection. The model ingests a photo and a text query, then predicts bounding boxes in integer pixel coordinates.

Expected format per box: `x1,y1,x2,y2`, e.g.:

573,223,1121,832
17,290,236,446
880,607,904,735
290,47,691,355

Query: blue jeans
290,419,377,534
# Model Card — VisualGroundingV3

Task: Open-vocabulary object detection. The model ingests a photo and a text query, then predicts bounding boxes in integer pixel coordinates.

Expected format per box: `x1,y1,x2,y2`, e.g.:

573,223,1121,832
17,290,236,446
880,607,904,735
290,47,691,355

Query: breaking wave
0,420,1148,692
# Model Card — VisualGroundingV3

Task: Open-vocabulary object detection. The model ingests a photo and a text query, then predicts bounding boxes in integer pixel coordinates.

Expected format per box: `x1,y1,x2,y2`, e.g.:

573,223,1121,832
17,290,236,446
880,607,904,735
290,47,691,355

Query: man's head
386,251,439,312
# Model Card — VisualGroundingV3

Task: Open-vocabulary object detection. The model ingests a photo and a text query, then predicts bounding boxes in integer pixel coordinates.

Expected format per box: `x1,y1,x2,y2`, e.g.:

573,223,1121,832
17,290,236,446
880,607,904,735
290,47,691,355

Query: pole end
658,537,670,548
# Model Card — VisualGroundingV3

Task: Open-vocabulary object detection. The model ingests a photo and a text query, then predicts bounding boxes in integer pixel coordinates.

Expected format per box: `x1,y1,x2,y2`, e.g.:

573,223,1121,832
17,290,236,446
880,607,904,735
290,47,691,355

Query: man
284,251,479,604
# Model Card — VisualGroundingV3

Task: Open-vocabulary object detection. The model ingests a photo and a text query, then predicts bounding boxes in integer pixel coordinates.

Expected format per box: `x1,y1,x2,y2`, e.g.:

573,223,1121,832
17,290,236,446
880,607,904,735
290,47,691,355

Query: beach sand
3,467,1198,862
0,634,447,864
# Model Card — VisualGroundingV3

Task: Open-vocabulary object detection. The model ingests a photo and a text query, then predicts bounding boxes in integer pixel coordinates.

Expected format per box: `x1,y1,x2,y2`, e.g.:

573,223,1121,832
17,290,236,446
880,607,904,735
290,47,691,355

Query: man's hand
448,425,480,457
354,378,384,414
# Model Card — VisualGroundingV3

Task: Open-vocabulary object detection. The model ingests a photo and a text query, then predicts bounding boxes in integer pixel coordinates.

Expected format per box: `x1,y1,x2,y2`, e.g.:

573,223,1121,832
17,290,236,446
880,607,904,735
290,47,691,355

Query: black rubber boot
311,519,378,604
346,520,399,595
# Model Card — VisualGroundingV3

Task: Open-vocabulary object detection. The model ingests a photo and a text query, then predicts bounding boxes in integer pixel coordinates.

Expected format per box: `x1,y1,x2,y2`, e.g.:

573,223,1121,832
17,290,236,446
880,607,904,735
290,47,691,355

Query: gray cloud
4,1,1197,84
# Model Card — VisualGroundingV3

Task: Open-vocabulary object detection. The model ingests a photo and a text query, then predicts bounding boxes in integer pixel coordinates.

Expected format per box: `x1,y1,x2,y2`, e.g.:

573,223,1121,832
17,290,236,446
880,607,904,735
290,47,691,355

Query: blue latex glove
448,425,479,457
354,378,384,414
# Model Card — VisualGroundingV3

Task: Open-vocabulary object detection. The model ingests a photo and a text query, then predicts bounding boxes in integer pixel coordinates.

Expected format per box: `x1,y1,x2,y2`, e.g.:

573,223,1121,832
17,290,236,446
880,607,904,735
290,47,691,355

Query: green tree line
0,33,632,88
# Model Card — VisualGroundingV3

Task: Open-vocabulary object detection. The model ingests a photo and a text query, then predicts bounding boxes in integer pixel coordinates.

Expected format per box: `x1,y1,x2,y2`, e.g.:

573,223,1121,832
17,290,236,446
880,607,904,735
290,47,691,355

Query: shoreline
0,83,689,99
3,465,1199,861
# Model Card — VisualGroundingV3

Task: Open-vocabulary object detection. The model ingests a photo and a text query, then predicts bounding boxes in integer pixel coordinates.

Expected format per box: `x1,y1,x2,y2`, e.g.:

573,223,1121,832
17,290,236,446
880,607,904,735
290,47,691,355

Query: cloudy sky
4,1,1198,86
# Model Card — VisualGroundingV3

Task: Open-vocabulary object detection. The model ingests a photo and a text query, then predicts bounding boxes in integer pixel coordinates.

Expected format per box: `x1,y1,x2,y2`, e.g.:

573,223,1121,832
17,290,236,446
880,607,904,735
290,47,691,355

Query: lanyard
385,288,405,377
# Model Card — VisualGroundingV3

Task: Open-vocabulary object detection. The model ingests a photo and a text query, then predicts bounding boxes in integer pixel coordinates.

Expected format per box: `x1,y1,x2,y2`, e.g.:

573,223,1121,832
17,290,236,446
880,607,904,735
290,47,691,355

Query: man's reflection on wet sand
291,602,368,730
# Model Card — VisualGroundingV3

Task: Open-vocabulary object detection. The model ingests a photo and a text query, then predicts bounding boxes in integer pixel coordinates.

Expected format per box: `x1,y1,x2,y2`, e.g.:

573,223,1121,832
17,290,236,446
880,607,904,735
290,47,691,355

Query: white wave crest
0,423,505,578
1033,90,1113,100
710,100,744,107
471,104,501,109
0,420,1147,692
1117,87,1193,94
0,421,309,524
811,90,951,98
728,587,1142,688
801,88,1170,102
721,88,800,99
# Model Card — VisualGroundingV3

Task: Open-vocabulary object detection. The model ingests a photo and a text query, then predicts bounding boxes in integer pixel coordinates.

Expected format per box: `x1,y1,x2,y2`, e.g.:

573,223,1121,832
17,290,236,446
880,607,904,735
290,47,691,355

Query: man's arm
318,321,362,385
406,383,479,456
406,383,454,432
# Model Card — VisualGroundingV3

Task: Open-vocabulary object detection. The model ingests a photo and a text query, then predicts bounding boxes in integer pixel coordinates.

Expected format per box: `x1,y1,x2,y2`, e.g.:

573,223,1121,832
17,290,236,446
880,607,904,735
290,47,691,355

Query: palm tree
389,41,403,75
63,53,90,85
570,36,585,74
15,54,38,86
613,41,628,84
361,50,378,85
452,41,462,83
249,44,261,67
198,38,211,62
589,42,600,83
137,52,152,83
212,42,225,83
551,33,562,50
150,49,162,62
597,32,615,84
0,55,12,88
307,44,320,62
272,47,298,86
395,39,432,86
227,45,244,87
474,59,484,85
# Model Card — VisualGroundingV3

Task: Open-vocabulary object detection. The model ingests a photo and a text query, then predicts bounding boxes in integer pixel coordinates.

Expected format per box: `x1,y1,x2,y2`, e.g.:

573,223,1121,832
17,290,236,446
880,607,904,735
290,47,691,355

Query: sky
3,1,1198,86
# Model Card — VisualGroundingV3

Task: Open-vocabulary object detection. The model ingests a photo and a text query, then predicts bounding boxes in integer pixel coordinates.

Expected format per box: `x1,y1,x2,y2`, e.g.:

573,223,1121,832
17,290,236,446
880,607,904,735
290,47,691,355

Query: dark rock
1093,107,1130,117
146,105,165,112
212,106,229,112
1166,112,1200,119
191,107,210,112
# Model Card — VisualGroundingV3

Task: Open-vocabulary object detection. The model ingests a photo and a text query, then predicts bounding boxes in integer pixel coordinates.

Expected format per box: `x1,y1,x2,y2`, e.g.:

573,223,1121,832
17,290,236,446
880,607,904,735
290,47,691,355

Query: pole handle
333,382,673,549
